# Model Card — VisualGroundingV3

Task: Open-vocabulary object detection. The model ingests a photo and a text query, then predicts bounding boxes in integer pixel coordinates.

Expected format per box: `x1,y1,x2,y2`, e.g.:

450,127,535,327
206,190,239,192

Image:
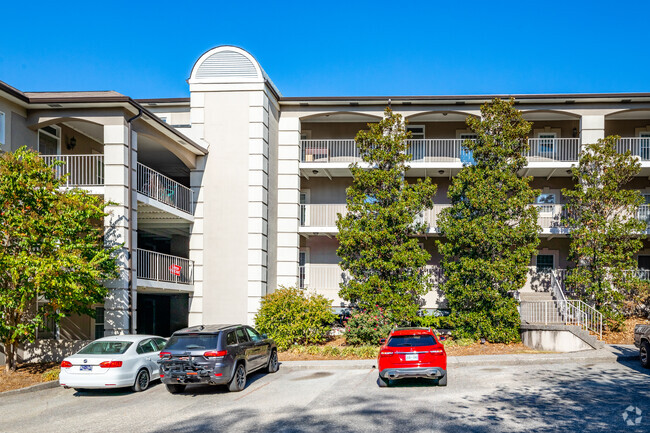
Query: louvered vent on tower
195,50,259,79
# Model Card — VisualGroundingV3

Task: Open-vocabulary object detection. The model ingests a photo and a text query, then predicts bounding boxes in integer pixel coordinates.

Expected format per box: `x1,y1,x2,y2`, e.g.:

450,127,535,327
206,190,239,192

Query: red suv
377,327,447,387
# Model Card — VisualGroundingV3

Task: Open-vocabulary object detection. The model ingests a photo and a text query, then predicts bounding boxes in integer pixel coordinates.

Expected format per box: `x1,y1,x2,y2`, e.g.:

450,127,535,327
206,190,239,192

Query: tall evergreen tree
562,136,645,329
437,98,540,343
336,108,437,323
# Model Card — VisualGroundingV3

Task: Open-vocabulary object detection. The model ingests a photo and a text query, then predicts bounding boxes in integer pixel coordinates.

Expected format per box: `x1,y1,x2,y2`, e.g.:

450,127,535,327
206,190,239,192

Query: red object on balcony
169,264,182,276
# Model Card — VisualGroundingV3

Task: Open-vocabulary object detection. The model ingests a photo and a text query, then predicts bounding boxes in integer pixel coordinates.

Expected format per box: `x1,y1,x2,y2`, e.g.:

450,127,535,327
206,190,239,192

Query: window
536,254,554,271
406,125,425,139
79,341,133,355
165,334,219,350
226,331,238,346
536,193,556,204
387,334,437,347
153,338,167,351
459,133,477,165
159,116,168,123
245,327,262,342
94,307,105,339
235,328,249,343
38,125,61,155
0,111,5,146
136,339,157,354
537,133,557,156
640,132,650,160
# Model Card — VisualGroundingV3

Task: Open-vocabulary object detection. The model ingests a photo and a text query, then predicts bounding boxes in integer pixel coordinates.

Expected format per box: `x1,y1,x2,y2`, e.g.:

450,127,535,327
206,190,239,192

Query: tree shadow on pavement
150,361,650,433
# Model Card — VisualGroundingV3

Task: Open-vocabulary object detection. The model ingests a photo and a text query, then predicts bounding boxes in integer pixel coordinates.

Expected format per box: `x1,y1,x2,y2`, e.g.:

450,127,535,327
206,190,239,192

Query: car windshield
387,335,437,347
164,334,220,351
78,341,133,355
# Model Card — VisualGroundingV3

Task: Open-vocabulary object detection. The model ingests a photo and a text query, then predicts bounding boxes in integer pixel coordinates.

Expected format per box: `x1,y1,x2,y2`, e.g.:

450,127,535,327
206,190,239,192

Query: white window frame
535,254,555,271
94,306,105,340
38,125,61,155
0,111,5,146
407,125,425,139
536,131,557,157
299,248,310,289
300,190,310,226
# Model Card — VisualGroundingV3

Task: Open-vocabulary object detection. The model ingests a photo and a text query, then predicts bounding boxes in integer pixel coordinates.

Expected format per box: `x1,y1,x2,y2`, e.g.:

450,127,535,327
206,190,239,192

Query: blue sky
1,1,648,98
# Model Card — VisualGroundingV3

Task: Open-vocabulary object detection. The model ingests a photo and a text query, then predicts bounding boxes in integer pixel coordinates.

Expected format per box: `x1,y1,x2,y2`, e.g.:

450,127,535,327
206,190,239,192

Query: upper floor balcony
299,203,573,236
136,248,194,292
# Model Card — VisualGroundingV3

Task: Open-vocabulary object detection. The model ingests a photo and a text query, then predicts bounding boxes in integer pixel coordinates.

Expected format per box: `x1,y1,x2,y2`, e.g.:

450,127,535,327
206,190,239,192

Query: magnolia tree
0,147,119,372
562,136,645,328
336,108,437,326
437,98,540,343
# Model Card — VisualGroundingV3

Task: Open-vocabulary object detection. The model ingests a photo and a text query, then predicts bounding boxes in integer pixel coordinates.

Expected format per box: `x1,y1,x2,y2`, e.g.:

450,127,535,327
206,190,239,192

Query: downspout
127,108,142,334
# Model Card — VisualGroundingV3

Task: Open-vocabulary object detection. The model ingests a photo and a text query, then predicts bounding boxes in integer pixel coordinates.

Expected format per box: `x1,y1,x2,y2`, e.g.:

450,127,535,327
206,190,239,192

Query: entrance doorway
137,293,189,337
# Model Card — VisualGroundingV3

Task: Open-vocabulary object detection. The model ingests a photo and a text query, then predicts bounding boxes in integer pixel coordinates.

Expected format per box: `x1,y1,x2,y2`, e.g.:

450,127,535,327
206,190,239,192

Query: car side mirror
439,335,447,341
380,338,386,344
262,334,268,339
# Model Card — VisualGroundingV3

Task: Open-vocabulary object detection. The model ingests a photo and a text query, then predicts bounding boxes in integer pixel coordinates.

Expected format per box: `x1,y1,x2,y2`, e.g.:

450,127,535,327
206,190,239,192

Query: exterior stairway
519,291,565,325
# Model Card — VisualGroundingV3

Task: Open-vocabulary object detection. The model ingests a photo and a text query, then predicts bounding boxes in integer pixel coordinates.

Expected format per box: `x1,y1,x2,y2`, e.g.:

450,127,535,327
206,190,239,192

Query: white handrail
41,154,105,186
520,299,603,340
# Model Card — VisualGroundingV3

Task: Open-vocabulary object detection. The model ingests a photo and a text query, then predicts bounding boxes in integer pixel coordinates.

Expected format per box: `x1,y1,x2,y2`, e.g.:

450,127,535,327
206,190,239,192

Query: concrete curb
0,380,58,397
280,346,639,371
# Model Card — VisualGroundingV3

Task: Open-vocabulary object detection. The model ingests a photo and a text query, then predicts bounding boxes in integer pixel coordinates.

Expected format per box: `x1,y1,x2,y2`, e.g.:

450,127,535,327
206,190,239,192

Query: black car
158,324,278,393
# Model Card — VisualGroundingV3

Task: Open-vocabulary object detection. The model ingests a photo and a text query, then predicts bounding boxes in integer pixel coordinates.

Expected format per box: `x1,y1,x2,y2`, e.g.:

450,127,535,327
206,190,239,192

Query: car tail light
203,350,227,358
380,350,394,357
160,374,165,378
60,361,72,368
159,351,172,359
99,361,123,368
429,349,444,354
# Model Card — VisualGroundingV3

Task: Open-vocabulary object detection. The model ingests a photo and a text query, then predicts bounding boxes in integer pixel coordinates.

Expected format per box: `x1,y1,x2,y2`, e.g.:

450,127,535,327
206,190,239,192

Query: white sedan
59,335,166,392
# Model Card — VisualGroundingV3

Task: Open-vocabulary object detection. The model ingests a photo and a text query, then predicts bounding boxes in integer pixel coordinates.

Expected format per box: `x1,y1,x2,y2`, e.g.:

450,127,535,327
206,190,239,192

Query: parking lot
0,359,648,433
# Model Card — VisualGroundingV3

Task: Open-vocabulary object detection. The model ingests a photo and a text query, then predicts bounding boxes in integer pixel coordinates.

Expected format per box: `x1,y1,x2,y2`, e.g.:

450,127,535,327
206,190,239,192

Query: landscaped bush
415,310,454,329
344,309,393,346
254,286,337,350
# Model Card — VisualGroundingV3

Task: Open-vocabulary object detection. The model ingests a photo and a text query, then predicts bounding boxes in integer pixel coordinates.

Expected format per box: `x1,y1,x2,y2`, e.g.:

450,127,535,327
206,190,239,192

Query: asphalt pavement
0,354,648,433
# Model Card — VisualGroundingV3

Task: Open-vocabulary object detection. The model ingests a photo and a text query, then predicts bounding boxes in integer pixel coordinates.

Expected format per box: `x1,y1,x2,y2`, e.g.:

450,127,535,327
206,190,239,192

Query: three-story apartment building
2,46,650,353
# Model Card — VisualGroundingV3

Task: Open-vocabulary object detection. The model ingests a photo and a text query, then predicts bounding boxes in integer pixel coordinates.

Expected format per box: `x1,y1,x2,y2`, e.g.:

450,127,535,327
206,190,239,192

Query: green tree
0,147,119,372
336,108,437,324
562,136,645,329
437,98,540,343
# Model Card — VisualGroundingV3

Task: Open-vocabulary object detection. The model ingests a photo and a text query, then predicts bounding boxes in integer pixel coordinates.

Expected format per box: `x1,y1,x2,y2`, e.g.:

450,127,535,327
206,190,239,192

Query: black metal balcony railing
136,163,193,214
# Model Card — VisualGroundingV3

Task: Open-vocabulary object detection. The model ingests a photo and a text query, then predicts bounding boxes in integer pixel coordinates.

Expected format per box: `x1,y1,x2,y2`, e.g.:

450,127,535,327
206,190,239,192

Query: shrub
255,286,337,350
415,310,453,329
344,309,393,346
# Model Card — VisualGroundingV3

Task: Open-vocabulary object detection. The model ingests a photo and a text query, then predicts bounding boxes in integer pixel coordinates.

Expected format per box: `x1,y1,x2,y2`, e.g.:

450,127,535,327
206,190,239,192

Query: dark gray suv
158,324,278,393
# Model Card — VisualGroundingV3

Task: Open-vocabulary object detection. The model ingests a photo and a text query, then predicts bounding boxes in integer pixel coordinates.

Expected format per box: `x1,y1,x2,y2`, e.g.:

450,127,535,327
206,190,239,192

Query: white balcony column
247,91,271,326
579,115,605,145
276,116,301,289
188,155,205,326
102,122,138,335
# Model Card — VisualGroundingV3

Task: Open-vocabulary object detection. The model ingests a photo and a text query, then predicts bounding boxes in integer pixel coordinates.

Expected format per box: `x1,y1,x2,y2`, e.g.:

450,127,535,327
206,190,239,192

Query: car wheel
437,372,447,387
266,350,279,373
73,388,85,392
165,384,186,394
641,341,650,369
228,363,247,392
377,376,389,388
132,368,150,392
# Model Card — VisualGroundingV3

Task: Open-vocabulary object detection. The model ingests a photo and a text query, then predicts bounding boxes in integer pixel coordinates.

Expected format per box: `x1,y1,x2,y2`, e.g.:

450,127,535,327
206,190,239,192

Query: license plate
80,365,93,372
405,354,418,361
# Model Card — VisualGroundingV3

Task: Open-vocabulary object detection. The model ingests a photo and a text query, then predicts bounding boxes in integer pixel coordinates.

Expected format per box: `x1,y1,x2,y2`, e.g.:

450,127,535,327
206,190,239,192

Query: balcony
300,138,582,165
136,163,193,215
300,203,567,235
617,137,650,161
136,249,194,290
41,154,104,191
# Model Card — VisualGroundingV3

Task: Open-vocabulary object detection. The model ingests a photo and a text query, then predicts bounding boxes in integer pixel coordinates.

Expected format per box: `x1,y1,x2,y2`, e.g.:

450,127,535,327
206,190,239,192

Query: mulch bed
0,362,59,393
603,317,650,345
